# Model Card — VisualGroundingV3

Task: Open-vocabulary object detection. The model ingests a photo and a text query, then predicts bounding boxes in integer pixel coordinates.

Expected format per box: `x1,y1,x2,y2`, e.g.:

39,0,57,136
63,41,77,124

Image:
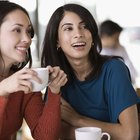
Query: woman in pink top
0,1,67,140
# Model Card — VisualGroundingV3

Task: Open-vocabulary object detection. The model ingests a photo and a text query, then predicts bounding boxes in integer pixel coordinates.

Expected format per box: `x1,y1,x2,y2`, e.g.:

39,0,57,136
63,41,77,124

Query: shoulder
102,58,130,78
103,58,126,70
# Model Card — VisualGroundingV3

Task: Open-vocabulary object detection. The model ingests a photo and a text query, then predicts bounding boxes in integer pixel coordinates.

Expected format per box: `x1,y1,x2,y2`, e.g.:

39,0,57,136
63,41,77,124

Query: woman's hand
47,66,67,94
60,98,81,139
0,67,41,96
61,97,82,126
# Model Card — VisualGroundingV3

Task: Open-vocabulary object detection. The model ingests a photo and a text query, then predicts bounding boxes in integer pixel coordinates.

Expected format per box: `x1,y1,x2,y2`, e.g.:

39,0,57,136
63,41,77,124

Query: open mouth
16,46,28,54
72,42,86,48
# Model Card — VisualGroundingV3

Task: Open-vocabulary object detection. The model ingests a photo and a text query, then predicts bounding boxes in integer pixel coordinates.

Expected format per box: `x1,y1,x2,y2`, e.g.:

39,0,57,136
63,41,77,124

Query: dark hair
41,3,120,84
0,1,34,71
99,20,123,37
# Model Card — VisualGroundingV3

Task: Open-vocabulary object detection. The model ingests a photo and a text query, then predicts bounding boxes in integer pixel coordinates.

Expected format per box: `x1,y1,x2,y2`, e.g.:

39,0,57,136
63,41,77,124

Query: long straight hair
41,3,122,84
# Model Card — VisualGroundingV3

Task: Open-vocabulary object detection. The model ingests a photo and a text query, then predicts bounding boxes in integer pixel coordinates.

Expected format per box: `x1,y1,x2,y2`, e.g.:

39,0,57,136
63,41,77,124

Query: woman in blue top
41,3,140,140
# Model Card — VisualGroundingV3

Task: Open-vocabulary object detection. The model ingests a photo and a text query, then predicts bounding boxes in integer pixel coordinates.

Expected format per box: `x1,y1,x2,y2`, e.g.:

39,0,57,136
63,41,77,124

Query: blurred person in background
99,20,138,86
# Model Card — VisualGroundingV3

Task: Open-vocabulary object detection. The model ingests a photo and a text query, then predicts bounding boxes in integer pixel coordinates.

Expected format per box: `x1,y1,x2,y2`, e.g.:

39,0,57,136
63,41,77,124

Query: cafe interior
7,0,140,139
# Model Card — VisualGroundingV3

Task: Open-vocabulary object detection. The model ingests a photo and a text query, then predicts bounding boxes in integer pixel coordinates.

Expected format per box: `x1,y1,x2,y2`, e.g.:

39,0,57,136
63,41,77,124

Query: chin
17,57,26,63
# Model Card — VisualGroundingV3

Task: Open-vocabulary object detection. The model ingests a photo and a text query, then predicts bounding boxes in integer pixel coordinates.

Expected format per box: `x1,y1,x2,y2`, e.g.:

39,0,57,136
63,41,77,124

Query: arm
24,66,67,140
61,98,139,140
0,67,42,135
24,89,61,140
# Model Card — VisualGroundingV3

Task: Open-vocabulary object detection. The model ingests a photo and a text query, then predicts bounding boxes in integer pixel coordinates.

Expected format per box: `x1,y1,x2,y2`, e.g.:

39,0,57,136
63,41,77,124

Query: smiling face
57,11,93,63
0,9,32,67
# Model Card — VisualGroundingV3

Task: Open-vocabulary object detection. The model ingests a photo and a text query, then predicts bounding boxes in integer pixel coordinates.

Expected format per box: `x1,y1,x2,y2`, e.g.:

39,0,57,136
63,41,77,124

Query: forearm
75,114,139,140
34,91,61,140
61,102,139,140
25,89,61,140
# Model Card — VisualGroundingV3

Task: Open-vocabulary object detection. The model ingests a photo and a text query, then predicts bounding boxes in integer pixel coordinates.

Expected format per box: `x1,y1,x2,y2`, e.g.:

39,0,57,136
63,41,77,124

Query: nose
21,33,31,44
74,28,84,38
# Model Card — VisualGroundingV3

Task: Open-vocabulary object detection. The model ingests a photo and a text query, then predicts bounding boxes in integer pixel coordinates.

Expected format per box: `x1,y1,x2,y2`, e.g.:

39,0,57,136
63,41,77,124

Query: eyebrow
12,23,31,28
61,20,85,29
61,23,72,28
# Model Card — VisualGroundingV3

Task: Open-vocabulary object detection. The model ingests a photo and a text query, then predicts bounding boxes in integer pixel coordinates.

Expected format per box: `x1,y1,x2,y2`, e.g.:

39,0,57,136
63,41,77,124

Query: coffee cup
75,127,110,140
30,67,49,92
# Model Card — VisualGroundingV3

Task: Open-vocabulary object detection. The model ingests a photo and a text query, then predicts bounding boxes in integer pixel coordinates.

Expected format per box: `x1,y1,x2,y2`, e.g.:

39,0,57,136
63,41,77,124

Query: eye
14,28,21,33
64,26,73,31
80,23,87,29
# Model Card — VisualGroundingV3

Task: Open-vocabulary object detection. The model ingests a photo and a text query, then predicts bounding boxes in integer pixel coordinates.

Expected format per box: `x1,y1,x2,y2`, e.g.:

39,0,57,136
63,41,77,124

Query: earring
57,44,61,51
57,47,59,51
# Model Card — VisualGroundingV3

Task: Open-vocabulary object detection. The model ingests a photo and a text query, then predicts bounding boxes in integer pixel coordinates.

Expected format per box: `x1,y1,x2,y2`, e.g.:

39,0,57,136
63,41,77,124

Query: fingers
19,79,33,91
48,66,67,94
52,70,67,85
15,68,42,93
15,66,67,94
17,85,31,94
19,68,42,84
50,66,62,78
49,66,67,85
18,67,37,75
46,65,54,74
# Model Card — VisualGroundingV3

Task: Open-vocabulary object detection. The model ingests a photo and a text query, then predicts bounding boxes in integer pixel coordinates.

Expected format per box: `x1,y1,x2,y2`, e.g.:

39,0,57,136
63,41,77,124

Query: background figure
99,20,138,85
41,3,140,140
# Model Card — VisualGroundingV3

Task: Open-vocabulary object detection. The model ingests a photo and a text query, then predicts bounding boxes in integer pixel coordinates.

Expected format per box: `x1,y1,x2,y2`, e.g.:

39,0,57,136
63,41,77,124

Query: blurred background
9,0,140,139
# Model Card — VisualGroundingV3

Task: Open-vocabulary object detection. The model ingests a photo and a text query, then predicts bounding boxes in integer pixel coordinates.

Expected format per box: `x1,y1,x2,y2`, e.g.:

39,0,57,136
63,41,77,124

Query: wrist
48,87,61,95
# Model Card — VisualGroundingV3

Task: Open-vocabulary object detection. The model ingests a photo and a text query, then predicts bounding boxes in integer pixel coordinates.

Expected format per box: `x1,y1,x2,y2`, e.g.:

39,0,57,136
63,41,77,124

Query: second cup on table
75,127,110,140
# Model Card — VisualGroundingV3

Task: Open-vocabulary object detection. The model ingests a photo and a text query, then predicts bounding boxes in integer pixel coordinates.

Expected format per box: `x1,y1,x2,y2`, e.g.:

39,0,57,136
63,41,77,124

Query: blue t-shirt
61,59,140,123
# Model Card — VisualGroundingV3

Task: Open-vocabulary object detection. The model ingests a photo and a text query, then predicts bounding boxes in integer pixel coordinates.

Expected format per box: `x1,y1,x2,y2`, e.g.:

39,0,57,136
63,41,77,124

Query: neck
73,62,93,81
67,57,93,81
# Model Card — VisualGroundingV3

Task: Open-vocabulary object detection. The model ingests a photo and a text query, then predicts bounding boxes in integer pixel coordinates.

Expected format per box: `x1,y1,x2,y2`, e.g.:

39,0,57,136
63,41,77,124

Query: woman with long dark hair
0,1,67,139
41,3,140,140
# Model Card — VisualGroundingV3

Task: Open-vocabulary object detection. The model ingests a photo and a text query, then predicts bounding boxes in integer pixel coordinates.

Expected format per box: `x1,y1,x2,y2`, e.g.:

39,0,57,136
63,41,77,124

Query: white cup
30,67,49,92
75,127,110,140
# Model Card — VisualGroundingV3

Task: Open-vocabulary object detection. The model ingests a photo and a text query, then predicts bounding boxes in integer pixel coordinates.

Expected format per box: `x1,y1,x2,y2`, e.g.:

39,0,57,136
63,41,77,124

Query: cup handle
101,132,111,140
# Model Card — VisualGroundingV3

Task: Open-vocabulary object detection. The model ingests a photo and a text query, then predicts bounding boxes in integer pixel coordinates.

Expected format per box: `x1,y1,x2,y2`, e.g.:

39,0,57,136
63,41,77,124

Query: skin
0,10,32,68
0,9,67,96
58,11,93,81
58,12,139,140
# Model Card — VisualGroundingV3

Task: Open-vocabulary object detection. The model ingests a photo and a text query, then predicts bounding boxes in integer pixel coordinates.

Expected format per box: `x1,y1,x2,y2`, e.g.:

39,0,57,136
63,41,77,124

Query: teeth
72,42,85,47
16,47,27,51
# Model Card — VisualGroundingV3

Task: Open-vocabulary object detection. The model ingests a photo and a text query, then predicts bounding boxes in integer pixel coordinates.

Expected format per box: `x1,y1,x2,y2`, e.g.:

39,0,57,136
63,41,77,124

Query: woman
0,1,67,140
41,3,140,140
